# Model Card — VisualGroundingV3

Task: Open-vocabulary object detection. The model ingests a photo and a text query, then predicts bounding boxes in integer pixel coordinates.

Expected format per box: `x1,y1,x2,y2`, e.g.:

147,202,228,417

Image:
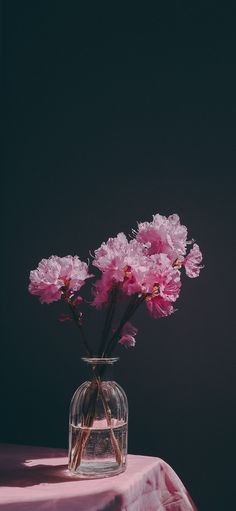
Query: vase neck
82,357,119,380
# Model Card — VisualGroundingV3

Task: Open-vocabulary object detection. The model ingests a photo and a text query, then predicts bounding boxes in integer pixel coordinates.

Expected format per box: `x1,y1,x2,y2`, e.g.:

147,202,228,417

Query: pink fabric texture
0,444,197,511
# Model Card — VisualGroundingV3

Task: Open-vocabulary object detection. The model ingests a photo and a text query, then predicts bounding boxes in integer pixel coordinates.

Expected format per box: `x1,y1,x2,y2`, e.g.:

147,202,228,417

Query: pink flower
146,296,176,319
29,255,92,304
136,213,188,262
92,233,129,274
142,254,181,319
118,322,138,348
182,243,203,278
92,234,149,306
143,254,181,302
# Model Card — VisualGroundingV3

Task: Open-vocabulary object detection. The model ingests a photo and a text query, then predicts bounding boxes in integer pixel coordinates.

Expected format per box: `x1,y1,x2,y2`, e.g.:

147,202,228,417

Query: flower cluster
29,213,203,354
92,213,203,319
29,255,92,304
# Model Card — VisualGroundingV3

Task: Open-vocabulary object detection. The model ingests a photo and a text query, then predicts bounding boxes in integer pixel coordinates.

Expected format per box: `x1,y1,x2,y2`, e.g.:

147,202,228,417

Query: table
0,444,197,510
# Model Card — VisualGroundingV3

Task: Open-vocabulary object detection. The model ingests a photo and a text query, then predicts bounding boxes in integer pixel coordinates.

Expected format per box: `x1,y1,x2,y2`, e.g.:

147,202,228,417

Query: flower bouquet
29,213,203,477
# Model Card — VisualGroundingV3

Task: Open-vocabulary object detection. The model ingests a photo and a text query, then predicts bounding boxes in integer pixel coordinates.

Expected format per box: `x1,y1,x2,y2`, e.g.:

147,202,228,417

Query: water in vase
69,420,127,478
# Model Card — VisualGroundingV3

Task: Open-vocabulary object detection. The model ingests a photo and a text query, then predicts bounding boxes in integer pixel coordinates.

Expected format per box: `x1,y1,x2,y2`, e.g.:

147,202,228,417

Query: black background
2,3,236,510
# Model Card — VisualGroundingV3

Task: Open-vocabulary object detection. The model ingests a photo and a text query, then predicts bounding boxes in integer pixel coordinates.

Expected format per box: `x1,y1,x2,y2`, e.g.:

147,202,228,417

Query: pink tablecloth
0,444,197,511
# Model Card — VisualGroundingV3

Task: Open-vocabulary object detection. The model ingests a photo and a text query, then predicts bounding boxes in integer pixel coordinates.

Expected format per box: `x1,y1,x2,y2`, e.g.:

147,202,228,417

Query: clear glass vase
68,357,128,478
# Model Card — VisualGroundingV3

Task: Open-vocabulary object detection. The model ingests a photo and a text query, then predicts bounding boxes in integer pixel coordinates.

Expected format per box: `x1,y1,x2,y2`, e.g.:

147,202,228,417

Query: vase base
68,460,126,479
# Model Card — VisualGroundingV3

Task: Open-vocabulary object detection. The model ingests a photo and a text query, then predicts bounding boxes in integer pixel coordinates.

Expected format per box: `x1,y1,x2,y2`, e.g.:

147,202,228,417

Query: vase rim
81,357,119,365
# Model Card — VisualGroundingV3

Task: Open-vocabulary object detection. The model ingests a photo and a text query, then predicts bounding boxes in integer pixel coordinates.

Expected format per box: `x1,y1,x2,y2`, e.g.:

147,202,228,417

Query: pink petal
118,322,138,348
184,244,203,278
146,296,176,319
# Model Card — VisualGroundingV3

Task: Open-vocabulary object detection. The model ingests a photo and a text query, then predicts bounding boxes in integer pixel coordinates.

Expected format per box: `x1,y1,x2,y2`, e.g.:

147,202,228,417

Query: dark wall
2,4,236,510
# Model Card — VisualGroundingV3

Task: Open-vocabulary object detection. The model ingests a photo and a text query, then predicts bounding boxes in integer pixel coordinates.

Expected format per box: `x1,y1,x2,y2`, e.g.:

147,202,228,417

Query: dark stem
68,302,93,356
104,293,147,358
99,285,118,357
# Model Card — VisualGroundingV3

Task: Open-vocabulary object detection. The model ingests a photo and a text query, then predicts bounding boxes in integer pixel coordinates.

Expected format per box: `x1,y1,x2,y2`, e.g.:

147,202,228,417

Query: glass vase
68,357,128,478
